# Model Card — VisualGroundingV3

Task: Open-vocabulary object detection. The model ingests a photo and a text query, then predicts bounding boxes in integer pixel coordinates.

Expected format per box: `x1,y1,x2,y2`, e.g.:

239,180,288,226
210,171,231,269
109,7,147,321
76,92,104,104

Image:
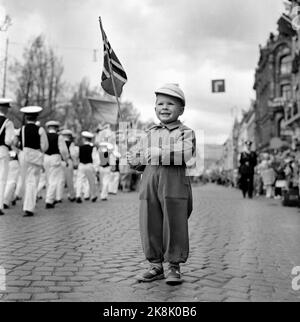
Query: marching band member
3,130,21,209
108,149,121,195
19,106,49,217
0,98,15,216
61,129,76,202
44,121,69,209
75,131,99,203
99,142,114,201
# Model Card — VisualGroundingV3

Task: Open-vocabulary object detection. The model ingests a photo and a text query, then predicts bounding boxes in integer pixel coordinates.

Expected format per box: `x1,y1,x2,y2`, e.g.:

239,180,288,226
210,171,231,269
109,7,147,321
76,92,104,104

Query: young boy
44,121,69,208
127,84,196,285
75,131,99,203
0,98,15,216
19,106,49,217
61,129,76,202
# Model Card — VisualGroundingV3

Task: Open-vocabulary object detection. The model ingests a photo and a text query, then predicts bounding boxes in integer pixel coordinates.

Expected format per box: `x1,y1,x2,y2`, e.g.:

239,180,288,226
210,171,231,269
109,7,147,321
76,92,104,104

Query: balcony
268,97,289,114
285,100,300,126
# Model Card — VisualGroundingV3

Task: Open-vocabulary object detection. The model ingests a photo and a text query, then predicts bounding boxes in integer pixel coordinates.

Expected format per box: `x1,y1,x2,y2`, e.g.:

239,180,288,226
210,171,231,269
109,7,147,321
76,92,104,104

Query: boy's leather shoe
165,265,182,285
137,264,164,283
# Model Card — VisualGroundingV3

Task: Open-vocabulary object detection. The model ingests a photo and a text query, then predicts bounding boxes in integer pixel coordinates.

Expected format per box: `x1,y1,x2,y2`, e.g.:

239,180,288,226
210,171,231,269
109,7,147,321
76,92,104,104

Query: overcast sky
0,0,285,143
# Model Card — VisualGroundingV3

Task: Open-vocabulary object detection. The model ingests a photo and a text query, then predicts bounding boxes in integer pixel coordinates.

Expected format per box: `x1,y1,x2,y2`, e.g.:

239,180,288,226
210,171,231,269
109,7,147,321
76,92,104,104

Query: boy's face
155,94,184,124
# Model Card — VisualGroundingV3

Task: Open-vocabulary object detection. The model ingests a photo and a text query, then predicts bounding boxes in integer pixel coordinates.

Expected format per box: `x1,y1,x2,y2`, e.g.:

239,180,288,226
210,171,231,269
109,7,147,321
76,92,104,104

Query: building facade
284,0,300,145
254,27,294,151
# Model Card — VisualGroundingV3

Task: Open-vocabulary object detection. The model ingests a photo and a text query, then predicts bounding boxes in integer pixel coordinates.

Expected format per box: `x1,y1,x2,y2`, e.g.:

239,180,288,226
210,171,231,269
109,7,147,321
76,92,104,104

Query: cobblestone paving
1,184,300,302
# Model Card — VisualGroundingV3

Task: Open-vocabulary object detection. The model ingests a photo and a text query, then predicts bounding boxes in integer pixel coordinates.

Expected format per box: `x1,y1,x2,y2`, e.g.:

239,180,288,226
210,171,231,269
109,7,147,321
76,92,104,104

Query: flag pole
99,17,127,161
99,17,123,123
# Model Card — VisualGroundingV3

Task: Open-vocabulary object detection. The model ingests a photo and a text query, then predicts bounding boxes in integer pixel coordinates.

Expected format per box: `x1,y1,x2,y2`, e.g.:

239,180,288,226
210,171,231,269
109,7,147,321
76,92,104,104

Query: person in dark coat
239,140,257,199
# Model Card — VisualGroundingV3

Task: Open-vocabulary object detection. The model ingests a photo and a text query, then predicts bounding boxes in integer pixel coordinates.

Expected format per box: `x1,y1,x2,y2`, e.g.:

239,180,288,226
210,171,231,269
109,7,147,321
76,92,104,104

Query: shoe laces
168,265,180,275
149,263,162,273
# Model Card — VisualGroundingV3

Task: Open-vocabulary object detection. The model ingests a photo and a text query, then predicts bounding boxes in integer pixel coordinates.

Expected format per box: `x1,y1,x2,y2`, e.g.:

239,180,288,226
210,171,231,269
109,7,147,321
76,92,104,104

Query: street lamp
0,13,12,97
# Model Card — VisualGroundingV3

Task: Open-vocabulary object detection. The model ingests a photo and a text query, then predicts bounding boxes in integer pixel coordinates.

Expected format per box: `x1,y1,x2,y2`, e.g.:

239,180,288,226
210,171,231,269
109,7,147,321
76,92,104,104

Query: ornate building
253,27,294,151
284,0,300,144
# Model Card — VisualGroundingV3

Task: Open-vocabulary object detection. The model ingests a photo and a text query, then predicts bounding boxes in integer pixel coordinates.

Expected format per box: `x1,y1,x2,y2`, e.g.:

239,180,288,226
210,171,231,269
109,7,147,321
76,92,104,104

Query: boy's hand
145,147,161,162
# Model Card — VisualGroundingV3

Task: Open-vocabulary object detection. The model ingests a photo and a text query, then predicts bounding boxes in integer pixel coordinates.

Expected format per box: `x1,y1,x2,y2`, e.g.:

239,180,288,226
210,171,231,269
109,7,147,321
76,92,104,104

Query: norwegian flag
99,18,127,97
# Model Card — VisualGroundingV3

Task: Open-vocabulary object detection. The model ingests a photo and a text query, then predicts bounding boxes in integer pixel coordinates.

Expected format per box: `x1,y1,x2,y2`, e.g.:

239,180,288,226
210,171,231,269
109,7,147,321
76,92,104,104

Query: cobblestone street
1,184,300,302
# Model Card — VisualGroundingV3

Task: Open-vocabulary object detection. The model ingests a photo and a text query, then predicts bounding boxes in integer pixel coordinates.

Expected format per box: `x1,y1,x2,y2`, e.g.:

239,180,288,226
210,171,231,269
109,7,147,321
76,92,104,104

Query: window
279,118,286,137
281,84,292,100
293,101,298,116
280,55,292,75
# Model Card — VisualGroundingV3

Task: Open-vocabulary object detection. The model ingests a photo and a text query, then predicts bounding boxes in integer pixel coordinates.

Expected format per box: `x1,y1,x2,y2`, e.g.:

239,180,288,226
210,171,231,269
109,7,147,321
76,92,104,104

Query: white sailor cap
20,106,43,114
46,120,60,128
99,142,114,150
99,142,114,152
0,98,13,107
61,129,73,136
81,131,94,139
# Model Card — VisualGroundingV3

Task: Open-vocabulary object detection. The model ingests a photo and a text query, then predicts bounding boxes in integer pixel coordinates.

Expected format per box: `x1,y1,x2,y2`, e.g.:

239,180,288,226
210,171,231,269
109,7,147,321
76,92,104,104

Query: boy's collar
148,120,182,131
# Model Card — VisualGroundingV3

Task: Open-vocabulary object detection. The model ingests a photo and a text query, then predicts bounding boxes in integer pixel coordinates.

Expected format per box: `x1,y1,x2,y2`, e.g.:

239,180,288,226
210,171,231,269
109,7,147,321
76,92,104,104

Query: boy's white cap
46,120,60,128
0,98,13,107
81,131,94,139
61,129,73,136
20,106,43,114
155,83,185,106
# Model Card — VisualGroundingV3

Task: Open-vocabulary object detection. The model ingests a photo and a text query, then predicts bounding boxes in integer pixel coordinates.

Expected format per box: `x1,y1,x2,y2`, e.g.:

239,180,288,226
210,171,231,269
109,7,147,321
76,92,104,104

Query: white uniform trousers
15,151,25,199
108,171,120,194
37,170,46,198
4,160,20,206
22,162,41,213
44,154,65,204
76,163,97,199
83,176,90,199
100,166,111,200
0,155,9,210
63,160,75,199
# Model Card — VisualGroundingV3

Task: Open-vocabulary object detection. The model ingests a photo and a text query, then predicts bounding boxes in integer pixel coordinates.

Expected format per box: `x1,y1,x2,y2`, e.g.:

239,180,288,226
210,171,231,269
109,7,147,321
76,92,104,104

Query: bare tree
8,35,64,126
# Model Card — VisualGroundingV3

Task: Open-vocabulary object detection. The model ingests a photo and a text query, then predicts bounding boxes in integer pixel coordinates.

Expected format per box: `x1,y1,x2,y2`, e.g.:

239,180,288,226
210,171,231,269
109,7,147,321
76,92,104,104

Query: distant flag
99,17,127,98
291,5,300,31
87,97,119,125
212,80,226,93
278,13,298,36
283,0,292,13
